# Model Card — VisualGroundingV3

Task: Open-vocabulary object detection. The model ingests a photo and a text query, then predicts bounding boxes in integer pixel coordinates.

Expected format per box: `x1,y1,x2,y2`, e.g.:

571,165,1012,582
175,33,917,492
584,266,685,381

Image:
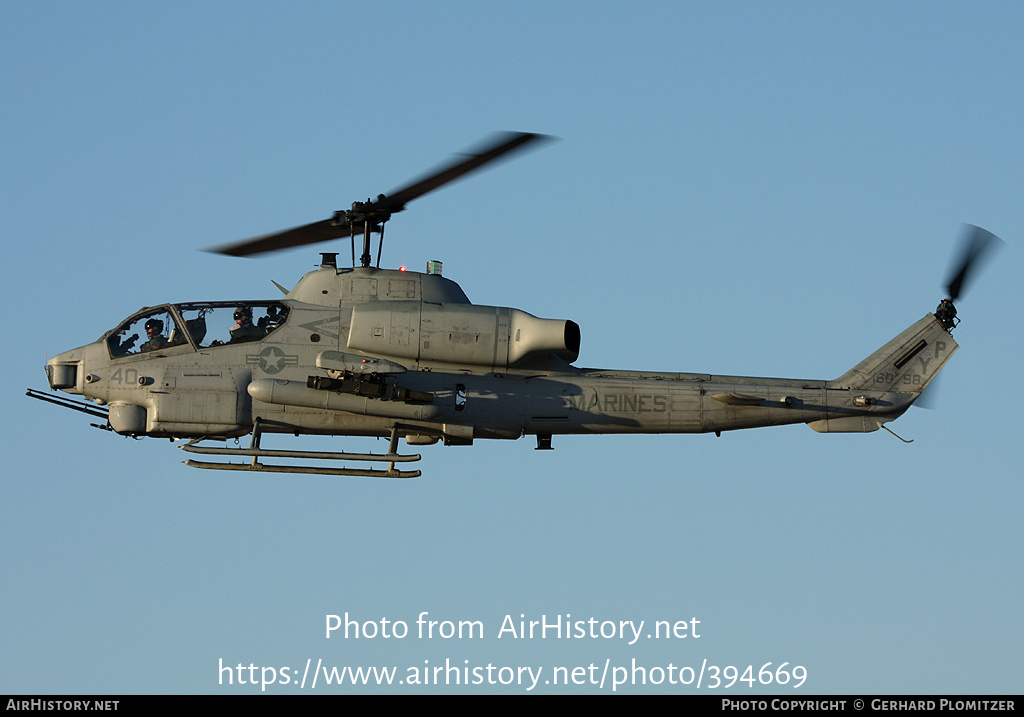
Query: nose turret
46,349,85,393
46,342,107,395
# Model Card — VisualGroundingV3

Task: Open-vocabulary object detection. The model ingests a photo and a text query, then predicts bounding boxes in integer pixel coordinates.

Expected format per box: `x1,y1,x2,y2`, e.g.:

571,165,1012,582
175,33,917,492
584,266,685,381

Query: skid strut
181,421,421,478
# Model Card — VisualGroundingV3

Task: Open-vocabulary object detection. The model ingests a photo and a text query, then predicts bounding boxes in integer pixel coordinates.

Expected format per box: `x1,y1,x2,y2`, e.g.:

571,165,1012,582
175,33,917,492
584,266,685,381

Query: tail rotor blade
945,224,1003,302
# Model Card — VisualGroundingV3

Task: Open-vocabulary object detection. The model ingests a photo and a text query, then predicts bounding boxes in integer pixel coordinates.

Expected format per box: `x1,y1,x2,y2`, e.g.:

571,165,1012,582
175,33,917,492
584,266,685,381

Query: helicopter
31,132,1002,478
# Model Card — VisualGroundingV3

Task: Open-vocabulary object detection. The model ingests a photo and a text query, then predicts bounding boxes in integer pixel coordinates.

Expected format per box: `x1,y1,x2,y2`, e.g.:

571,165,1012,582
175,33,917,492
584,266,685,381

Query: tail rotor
935,224,1004,330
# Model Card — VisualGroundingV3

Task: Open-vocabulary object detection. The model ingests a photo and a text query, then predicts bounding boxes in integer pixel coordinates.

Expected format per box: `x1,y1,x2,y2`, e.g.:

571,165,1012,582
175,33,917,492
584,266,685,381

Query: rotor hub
335,195,392,231
935,299,957,331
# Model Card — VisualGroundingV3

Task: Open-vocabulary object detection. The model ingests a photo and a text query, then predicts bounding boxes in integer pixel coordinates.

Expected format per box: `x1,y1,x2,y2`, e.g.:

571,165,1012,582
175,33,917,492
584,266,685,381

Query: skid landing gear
180,421,421,478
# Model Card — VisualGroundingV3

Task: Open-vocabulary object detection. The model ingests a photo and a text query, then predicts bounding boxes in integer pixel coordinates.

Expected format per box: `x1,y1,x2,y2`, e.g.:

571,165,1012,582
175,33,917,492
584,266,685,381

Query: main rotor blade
374,131,553,213
208,131,552,258
209,218,356,257
945,224,1003,301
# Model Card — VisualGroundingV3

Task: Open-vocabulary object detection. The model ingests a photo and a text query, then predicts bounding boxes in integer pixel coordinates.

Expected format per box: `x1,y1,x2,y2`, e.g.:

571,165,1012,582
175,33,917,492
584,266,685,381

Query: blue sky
3,1,1022,694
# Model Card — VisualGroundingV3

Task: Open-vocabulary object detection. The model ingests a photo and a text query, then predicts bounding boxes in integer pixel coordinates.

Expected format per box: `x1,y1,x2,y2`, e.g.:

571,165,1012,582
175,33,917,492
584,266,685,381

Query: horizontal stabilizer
807,416,885,433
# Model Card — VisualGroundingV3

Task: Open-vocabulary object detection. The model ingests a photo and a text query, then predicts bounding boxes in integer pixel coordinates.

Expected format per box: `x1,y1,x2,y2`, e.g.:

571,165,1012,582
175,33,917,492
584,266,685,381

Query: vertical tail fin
829,314,959,394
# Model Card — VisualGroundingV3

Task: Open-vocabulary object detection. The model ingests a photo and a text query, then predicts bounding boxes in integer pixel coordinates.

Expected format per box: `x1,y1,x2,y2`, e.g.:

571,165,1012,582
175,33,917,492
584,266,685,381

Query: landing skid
180,421,421,478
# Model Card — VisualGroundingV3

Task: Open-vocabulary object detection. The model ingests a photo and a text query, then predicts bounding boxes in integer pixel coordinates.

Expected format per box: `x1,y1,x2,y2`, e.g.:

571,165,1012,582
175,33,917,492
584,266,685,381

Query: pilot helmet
145,318,164,334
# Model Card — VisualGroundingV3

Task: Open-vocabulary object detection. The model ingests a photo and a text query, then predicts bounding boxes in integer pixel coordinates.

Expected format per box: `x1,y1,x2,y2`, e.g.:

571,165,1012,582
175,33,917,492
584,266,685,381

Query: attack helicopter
31,132,1002,478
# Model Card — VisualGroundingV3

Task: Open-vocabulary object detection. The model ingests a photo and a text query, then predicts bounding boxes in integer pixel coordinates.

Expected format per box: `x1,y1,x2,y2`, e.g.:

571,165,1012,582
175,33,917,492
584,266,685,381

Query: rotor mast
333,196,390,268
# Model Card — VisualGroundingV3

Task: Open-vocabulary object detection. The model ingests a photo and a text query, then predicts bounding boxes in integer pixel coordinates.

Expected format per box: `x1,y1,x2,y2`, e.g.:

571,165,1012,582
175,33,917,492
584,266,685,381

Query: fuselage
46,263,941,446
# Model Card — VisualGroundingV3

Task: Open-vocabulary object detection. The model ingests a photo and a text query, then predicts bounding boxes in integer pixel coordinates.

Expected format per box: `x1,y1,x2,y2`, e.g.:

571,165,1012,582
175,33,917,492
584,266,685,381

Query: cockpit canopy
105,302,290,358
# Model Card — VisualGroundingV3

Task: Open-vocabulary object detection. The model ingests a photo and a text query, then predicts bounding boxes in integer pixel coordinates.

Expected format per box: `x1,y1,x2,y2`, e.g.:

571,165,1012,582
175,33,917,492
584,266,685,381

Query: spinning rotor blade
374,131,552,214
209,131,551,258
945,224,1003,302
211,218,354,257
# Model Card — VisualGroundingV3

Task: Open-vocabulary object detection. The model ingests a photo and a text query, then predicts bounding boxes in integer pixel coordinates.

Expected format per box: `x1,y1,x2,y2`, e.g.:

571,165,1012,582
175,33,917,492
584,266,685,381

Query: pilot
140,318,169,352
229,306,266,343
259,303,286,332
